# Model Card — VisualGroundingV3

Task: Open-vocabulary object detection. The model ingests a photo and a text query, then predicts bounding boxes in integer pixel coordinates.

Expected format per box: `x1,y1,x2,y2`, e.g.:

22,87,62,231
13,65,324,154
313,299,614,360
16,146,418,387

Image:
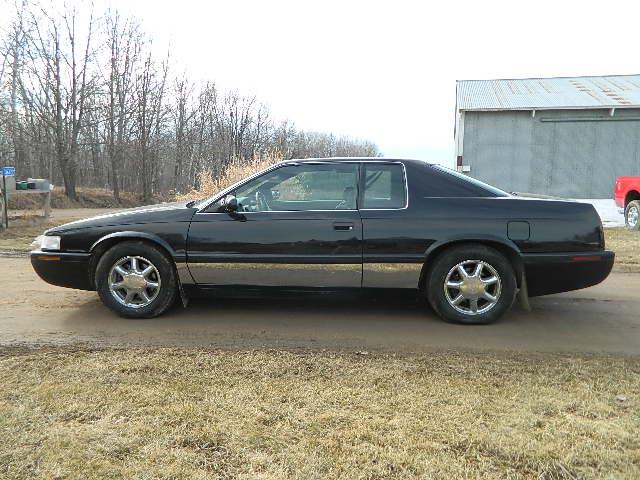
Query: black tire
95,241,178,318
625,200,640,231
426,244,516,325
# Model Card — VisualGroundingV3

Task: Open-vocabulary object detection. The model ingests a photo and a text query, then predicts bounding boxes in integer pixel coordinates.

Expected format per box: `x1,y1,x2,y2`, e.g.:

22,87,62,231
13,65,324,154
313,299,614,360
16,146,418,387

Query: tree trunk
60,153,78,201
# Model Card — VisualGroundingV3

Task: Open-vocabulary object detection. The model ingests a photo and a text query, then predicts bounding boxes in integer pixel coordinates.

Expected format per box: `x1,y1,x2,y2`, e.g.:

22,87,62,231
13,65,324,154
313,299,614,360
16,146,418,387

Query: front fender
88,231,192,296
90,231,178,258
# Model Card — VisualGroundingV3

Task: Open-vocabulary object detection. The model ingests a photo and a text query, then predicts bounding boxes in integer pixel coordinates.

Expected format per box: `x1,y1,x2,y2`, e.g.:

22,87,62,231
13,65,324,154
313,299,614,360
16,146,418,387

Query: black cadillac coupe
31,158,614,324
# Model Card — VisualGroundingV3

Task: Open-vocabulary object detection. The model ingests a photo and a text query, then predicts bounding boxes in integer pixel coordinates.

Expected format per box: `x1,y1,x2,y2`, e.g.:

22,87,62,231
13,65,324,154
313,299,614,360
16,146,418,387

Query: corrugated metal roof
457,75,640,111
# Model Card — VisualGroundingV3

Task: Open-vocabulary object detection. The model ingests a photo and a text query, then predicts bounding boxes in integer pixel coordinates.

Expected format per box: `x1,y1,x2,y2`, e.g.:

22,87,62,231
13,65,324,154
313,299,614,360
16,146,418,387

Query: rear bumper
523,250,614,297
31,251,93,291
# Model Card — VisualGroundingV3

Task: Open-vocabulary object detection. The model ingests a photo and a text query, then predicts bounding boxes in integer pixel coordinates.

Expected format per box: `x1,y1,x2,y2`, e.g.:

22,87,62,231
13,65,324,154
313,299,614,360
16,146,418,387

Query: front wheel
625,200,640,230
95,241,178,318
426,244,516,325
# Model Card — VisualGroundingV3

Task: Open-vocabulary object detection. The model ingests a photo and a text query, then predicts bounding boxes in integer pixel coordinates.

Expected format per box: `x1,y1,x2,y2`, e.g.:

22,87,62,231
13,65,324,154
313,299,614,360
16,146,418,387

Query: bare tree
0,0,28,171
135,49,168,202
172,75,196,192
104,11,140,202
22,4,96,200
0,1,381,201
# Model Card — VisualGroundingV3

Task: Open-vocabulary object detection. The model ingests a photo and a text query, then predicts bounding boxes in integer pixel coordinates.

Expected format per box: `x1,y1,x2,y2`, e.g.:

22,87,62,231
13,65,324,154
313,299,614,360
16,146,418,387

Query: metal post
44,189,51,218
1,173,7,230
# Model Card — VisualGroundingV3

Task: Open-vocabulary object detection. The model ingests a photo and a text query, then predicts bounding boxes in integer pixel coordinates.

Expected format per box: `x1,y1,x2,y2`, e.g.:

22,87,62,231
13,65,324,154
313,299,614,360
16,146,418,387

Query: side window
362,163,406,209
230,163,359,212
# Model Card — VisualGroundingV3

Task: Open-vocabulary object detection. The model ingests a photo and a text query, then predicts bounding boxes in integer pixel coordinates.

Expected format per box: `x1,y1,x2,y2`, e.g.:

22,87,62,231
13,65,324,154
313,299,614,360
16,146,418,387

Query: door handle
333,223,354,231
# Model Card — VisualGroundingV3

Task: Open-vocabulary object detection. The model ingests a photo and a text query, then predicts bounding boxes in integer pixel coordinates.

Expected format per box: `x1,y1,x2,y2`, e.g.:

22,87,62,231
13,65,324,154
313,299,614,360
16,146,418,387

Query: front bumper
31,251,94,291
523,250,615,297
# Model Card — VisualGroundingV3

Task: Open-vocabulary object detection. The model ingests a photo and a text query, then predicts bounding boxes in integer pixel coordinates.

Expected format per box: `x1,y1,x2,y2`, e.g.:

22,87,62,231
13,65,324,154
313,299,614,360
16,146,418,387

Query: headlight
32,235,61,251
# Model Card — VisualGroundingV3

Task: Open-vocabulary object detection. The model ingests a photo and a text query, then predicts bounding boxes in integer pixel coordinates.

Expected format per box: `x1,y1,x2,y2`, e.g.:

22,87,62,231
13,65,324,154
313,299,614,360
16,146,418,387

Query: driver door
187,162,363,289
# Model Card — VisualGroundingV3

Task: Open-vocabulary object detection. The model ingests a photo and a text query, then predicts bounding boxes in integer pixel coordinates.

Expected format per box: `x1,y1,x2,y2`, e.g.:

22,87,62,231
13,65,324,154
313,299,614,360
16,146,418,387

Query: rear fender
420,235,524,288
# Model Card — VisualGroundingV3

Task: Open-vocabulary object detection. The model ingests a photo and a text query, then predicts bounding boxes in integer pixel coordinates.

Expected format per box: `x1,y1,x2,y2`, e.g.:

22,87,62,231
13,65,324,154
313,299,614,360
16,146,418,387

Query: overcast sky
6,0,639,167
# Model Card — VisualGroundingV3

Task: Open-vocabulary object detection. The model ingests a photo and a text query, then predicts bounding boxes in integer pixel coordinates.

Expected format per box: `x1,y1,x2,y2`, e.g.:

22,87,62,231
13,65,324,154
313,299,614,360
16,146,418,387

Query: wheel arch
418,237,524,290
625,190,640,208
88,232,178,290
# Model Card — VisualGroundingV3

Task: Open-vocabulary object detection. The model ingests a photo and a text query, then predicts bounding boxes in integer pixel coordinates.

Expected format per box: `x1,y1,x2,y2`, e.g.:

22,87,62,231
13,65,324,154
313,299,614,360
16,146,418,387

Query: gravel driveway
1,257,638,353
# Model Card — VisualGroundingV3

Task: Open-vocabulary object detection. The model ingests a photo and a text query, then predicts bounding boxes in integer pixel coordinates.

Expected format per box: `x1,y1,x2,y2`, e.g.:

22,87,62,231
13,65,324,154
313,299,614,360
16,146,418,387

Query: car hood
47,201,198,234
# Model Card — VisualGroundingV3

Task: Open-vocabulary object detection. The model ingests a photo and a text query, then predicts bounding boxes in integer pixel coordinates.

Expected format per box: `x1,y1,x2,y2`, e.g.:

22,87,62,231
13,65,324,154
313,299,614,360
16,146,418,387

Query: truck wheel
95,241,178,318
426,244,516,325
625,200,640,230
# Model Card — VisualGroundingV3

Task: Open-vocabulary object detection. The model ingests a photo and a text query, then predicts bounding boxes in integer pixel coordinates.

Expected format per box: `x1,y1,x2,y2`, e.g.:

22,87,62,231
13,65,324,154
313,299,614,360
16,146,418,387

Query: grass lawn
0,348,638,479
0,217,77,252
605,228,640,271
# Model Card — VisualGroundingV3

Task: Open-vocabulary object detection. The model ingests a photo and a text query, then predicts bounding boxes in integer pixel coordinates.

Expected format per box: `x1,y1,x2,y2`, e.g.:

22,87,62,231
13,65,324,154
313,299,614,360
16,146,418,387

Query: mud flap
178,281,189,308
517,272,531,312
178,282,189,308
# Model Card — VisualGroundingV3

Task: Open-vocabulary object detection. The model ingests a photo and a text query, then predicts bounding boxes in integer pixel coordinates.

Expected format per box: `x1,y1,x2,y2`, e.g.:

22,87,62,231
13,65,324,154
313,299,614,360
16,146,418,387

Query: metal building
454,75,640,198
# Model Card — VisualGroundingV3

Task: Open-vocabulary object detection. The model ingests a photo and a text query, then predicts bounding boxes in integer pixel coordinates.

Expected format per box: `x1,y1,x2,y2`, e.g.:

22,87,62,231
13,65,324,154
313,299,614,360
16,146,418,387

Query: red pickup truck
615,177,640,230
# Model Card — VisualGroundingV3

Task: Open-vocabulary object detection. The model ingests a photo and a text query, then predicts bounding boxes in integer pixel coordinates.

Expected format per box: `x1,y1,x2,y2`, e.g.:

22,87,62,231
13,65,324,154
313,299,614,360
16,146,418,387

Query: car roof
281,157,433,167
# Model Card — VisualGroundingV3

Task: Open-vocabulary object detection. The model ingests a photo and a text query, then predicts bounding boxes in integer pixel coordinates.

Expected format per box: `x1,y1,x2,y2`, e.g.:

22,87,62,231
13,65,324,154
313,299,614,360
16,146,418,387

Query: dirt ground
1,256,638,353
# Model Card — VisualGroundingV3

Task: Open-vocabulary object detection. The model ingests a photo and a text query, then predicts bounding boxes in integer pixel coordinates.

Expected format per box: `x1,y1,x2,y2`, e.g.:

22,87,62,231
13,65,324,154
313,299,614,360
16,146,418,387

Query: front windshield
433,165,510,197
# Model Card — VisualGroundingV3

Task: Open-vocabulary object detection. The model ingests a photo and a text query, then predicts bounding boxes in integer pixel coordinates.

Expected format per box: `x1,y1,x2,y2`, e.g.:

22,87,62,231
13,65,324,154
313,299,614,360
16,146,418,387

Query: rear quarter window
362,163,407,209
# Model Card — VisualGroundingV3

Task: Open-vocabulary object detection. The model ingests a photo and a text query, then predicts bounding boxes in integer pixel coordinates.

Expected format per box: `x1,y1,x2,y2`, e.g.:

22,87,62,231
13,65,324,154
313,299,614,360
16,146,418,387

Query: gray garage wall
462,109,640,198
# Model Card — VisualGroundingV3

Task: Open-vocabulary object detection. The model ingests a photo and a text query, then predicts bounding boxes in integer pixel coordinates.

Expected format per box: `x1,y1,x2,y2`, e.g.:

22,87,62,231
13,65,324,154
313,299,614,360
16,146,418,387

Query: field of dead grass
605,228,640,272
176,154,282,202
8,187,144,210
0,216,79,253
0,348,638,479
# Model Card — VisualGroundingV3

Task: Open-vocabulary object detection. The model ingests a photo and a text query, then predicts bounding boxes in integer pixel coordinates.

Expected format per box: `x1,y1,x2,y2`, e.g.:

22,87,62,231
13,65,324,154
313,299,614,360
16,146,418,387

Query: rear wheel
95,241,178,318
625,200,640,230
426,244,516,325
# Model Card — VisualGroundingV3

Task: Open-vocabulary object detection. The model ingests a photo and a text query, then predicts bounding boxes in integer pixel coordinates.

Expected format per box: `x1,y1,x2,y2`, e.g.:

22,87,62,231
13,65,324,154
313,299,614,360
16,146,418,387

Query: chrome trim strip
176,262,195,284
195,209,358,215
31,250,91,258
362,262,423,289
188,262,362,288
188,254,361,264
199,160,410,213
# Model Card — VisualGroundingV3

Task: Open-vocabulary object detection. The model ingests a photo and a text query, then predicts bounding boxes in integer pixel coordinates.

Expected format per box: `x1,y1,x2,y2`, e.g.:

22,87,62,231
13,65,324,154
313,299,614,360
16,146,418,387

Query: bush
177,154,282,201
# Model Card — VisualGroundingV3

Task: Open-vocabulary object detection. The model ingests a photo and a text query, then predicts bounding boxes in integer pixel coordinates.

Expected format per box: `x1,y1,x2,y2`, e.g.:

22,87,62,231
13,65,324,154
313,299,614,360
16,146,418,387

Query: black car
31,158,614,324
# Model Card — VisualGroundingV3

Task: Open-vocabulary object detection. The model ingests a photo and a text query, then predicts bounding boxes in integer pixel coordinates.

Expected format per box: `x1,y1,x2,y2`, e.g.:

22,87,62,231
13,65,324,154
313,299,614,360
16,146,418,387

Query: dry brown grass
0,217,79,253
177,154,283,201
605,228,640,272
0,348,638,479
9,187,144,210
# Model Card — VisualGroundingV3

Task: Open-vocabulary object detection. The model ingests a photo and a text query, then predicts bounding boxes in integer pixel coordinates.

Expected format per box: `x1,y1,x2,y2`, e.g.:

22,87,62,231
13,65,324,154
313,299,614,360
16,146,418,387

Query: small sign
1,167,15,177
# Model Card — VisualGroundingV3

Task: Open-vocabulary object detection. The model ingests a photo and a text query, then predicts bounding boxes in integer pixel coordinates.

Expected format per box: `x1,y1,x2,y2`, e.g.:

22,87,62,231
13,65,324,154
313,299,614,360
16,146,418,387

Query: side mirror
223,195,238,212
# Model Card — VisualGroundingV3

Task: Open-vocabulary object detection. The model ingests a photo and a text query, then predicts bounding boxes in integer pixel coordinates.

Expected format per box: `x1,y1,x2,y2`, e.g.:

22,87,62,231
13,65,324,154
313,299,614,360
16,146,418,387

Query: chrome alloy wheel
444,260,502,316
108,256,161,309
627,205,639,228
